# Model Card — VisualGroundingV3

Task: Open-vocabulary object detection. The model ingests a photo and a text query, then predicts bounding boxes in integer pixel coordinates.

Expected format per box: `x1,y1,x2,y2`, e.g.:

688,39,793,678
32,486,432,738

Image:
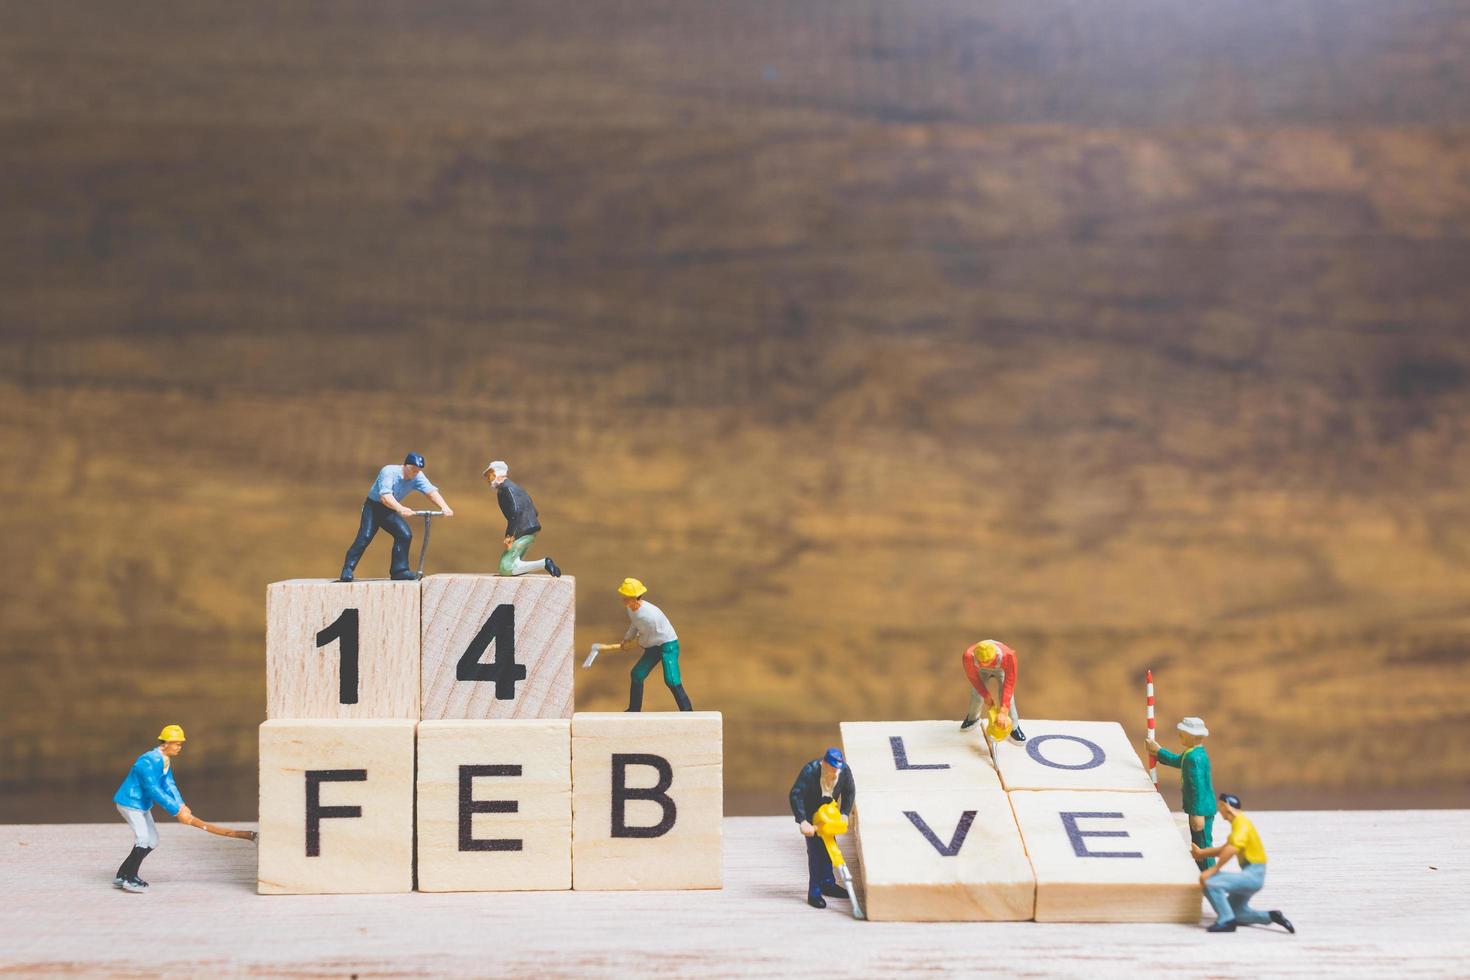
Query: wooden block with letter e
570,711,723,890
992,720,1155,793
1008,789,1202,922
421,574,574,720
416,719,572,892
266,579,420,719
854,787,1035,921
257,719,415,895
840,720,1001,795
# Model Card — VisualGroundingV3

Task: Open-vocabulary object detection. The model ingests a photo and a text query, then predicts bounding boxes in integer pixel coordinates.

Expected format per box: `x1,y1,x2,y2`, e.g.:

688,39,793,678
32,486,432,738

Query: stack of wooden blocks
259,575,723,894
842,720,1201,922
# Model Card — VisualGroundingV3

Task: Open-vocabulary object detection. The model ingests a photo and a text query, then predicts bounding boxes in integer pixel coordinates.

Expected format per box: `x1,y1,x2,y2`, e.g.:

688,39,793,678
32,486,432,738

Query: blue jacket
113,747,185,815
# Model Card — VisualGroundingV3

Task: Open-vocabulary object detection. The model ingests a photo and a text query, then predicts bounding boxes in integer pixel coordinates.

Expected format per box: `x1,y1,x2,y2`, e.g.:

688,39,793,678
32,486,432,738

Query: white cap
483,460,508,477
1177,717,1209,737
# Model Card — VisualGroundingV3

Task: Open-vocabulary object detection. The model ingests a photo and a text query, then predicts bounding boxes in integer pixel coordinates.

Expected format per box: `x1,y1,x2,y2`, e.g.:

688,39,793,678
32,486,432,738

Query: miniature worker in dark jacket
789,748,856,909
339,453,453,581
483,460,561,577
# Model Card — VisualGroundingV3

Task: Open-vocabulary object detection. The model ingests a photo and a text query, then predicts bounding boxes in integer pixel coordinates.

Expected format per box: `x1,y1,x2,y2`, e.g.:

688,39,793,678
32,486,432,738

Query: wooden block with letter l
992,720,1156,793
840,720,1001,795
570,711,723,890
266,579,420,719
1008,789,1203,922
257,719,415,895
421,574,575,721
416,719,572,892
854,787,1035,921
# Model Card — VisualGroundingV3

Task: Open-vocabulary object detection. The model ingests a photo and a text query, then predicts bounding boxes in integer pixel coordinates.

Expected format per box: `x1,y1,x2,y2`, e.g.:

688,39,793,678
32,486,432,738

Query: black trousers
341,498,412,579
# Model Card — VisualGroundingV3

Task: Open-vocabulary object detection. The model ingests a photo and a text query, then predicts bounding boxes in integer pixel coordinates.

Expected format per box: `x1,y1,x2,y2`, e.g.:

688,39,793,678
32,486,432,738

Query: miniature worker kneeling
111,725,192,893
1193,793,1295,934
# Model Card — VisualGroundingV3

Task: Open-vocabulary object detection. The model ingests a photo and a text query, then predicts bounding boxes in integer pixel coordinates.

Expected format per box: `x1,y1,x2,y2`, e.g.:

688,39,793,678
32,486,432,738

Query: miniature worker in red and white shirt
959,639,1025,743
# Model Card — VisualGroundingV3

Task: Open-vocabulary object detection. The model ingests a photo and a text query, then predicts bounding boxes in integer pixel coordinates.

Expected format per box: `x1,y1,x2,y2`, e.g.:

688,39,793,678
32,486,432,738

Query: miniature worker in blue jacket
339,453,453,582
111,725,192,893
1146,715,1216,869
789,748,856,909
483,460,561,577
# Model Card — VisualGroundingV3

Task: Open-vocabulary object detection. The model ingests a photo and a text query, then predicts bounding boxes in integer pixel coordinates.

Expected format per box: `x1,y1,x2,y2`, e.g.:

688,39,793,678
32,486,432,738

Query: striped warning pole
1146,669,1158,790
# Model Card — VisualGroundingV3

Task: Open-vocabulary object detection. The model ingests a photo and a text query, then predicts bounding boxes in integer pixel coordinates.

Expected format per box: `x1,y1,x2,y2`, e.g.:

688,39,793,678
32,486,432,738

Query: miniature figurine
588,578,693,711
812,800,864,919
482,460,561,577
111,725,192,893
1192,793,1295,934
1146,716,1216,869
959,639,1025,742
339,453,453,582
789,747,856,909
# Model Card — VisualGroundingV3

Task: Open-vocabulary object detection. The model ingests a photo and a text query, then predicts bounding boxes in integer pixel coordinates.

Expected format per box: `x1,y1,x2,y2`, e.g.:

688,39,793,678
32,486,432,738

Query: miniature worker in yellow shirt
1192,793,1295,934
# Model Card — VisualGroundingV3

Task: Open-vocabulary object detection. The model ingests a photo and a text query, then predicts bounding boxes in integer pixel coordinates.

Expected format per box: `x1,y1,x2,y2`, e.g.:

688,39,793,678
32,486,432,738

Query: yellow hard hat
985,706,1012,742
617,578,648,598
974,640,1001,665
158,724,186,742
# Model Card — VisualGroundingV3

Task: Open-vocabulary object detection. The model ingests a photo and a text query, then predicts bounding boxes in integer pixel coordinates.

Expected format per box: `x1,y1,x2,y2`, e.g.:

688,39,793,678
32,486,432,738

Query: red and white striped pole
1146,669,1158,790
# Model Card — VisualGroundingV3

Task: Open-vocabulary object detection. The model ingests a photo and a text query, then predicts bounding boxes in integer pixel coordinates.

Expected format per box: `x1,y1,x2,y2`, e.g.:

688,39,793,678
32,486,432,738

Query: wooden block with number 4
421,574,574,720
266,579,420,719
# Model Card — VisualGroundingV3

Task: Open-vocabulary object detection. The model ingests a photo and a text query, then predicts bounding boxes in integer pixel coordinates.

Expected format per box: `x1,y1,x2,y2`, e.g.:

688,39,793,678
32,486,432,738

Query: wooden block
570,711,723,890
266,579,420,720
992,720,1155,793
257,719,415,895
421,574,574,720
416,720,571,892
854,788,1035,921
840,720,1001,794
1008,790,1202,922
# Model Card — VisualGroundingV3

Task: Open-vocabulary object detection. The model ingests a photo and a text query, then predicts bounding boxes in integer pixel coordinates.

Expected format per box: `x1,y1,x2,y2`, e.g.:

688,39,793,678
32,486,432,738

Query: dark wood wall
3,1,1469,818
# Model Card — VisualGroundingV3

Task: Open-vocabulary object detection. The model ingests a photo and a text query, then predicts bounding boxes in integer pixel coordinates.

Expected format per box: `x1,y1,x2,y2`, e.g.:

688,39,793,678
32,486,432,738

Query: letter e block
840,720,1001,795
570,711,722,890
257,719,415,894
421,574,574,720
416,719,572,891
266,579,420,719
992,720,1154,792
1009,790,1201,922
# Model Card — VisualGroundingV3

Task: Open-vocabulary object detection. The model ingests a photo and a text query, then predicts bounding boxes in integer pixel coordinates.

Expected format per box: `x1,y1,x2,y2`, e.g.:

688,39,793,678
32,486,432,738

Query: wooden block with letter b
992,720,1155,793
257,719,415,895
266,579,420,719
1008,789,1202,922
416,719,572,892
570,711,723,890
421,574,574,720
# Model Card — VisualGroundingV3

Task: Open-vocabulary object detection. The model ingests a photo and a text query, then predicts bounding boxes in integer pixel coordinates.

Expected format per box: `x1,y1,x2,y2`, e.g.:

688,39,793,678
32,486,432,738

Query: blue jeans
1204,861,1271,925
341,499,412,579
805,833,836,899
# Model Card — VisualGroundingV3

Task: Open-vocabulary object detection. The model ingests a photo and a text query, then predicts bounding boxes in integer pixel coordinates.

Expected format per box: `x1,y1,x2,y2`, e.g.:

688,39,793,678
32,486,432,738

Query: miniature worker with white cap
1147,715,1217,869
483,460,561,578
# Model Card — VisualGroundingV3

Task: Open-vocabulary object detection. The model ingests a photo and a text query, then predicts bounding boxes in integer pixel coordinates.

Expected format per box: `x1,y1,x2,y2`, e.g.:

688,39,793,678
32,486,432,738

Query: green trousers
631,640,682,687
1192,814,1216,870
498,534,537,575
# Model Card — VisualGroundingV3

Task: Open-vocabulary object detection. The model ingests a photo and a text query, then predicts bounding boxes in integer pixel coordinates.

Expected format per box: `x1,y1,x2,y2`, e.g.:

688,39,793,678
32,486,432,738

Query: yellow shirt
1227,813,1268,865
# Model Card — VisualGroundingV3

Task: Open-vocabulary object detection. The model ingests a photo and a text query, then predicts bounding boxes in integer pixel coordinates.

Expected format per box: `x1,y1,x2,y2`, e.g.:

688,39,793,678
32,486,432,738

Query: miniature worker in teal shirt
1147,715,1216,869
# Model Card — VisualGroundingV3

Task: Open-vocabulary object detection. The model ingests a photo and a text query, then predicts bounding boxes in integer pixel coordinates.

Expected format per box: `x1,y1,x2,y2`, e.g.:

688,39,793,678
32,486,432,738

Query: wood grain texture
4,813,1467,977
266,579,420,720
571,711,723,890
257,719,416,895
840,719,1001,793
994,720,1157,793
420,574,575,720
416,719,572,892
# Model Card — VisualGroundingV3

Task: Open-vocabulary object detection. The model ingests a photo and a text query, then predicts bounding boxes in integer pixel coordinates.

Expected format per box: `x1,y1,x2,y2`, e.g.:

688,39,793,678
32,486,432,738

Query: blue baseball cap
823,748,845,770
404,453,426,468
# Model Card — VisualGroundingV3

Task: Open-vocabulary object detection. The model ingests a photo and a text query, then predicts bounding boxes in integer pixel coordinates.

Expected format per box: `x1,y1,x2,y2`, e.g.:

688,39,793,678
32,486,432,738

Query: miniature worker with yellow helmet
593,578,693,711
960,639,1026,743
110,725,193,893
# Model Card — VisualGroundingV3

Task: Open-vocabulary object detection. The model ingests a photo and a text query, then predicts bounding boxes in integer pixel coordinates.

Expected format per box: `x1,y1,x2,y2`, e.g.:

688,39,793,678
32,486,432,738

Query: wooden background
2,0,1469,820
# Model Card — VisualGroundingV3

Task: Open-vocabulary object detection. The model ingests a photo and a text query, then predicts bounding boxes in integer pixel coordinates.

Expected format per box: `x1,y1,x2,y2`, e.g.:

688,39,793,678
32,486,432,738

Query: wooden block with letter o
992,720,1155,793
1009,789,1202,922
840,720,1001,795
421,574,574,720
257,719,415,895
266,579,420,719
416,719,572,892
570,711,723,890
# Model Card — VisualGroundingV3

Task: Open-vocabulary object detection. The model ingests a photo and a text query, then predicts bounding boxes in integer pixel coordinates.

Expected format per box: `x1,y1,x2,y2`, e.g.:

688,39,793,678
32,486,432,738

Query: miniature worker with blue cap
1193,793,1295,934
1146,715,1216,869
111,725,191,893
339,453,453,582
789,748,857,909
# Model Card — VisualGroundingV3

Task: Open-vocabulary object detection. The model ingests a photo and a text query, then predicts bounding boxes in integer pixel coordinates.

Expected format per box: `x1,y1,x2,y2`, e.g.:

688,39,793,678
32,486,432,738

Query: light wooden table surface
5,811,1467,977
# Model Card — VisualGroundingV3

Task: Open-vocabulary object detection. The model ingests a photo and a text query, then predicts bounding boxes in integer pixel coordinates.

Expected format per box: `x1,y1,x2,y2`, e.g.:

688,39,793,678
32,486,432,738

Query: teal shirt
1156,744,1214,816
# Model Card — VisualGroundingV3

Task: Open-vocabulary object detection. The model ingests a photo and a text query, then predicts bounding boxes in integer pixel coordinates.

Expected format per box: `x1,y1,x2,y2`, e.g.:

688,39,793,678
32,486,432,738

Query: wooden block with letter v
416,719,572,892
840,720,1002,794
992,720,1155,793
1009,789,1202,922
257,719,415,895
266,579,420,719
421,574,574,720
570,711,723,891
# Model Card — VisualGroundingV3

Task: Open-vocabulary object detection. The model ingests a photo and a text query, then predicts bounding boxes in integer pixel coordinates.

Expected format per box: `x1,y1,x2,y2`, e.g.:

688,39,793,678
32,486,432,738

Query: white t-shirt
623,600,678,648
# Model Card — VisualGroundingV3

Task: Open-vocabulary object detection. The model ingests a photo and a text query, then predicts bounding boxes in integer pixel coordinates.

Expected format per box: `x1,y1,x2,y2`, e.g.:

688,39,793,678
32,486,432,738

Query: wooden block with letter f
421,574,574,720
266,579,420,719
